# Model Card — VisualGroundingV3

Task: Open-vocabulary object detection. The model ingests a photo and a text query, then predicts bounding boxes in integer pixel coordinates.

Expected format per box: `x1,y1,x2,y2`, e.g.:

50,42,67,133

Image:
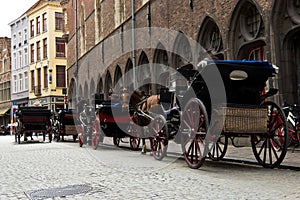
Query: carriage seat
159,89,175,111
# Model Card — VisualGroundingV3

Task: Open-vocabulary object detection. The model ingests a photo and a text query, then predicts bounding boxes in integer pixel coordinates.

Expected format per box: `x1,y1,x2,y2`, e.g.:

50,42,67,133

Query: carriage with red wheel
86,92,143,150
146,60,288,169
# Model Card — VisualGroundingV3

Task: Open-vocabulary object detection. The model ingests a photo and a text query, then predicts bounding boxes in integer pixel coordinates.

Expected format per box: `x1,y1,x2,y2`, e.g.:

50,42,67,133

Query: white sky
0,0,38,37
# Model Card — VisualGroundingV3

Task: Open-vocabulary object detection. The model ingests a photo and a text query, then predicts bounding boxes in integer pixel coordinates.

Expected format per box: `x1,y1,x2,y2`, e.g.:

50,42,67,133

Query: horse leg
141,138,146,154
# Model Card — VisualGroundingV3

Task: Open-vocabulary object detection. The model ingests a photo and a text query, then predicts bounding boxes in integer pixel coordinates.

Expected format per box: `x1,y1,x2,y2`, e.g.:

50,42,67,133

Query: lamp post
75,0,79,105
132,0,136,89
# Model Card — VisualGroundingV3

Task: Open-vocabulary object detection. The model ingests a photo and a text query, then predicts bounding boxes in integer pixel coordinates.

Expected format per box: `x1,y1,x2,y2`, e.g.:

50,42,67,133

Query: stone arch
114,65,122,91
104,71,112,99
197,16,224,60
68,78,76,108
97,76,103,94
228,0,266,60
137,51,151,94
90,78,95,96
172,31,192,69
271,0,300,104
124,58,133,89
153,43,169,93
84,81,88,100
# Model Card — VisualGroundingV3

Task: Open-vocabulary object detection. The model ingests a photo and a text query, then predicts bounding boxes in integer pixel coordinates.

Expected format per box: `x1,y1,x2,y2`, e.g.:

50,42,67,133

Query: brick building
61,0,300,108
0,37,11,125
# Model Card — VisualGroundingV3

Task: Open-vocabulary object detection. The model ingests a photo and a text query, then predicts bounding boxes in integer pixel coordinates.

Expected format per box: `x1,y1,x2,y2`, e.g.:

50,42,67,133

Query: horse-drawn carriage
140,60,287,169
88,93,141,150
15,106,52,144
54,109,78,142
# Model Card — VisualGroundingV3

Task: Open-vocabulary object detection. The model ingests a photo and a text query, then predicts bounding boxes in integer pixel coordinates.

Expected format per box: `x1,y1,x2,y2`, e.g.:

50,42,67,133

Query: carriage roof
187,60,278,105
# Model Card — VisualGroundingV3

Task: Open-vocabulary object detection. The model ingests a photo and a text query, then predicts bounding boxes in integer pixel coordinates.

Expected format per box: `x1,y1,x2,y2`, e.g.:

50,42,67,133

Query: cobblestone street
0,135,300,200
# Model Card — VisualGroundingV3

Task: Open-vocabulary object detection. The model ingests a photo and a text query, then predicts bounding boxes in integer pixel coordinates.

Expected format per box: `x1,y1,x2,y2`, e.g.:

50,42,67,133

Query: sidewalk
164,140,300,170
224,145,300,169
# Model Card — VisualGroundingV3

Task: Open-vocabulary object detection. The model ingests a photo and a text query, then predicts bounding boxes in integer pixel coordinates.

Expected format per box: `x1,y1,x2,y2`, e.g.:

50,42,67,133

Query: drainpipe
132,0,136,89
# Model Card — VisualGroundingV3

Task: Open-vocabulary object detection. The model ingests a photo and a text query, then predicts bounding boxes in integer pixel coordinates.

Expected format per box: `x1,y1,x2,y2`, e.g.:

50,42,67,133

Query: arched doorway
104,71,112,99
84,82,88,100
114,65,122,92
138,51,151,94
272,0,300,104
97,76,103,94
124,58,134,89
68,78,76,109
153,43,169,93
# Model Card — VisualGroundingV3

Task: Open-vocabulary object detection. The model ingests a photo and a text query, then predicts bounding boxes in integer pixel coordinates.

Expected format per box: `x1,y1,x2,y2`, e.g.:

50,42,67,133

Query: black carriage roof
197,59,277,81
206,60,276,72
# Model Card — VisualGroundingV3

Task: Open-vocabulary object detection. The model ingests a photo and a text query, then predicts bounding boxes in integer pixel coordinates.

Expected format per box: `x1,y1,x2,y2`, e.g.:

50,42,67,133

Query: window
18,32,22,45
36,16,41,34
19,74,23,91
30,20,34,37
42,13,47,32
24,72,28,90
13,34,17,48
13,75,17,93
24,29,27,44
31,70,34,92
56,66,66,87
30,44,34,63
13,53,17,70
43,38,47,59
55,12,63,30
44,66,48,88
24,48,28,65
37,68,41,94
56,38,65,57
18,51,22,68
36,41,41,61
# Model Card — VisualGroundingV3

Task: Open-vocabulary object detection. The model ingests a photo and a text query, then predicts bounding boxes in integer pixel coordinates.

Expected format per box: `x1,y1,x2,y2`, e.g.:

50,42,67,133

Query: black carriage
15,106,52,144
83,93,141,150
148,60,288,169
54,109,78,142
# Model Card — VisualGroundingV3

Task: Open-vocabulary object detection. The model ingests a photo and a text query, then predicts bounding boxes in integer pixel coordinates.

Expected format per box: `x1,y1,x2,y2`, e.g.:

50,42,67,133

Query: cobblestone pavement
0,135,300,200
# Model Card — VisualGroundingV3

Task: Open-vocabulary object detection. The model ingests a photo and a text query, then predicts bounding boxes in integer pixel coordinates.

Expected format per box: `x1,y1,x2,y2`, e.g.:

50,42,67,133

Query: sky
0,0,38,37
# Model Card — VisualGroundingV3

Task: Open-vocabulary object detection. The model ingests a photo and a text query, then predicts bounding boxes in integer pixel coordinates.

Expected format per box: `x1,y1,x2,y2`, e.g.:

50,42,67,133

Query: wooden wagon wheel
208,135,228,161
251,101,288,168
150,114,168,160
180,98,208,169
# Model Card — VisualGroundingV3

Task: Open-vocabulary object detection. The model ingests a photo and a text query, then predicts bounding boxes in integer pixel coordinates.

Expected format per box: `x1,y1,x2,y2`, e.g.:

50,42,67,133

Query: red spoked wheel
127,122,141,151
180,98,208,169
130,137,140,151
251,101,288,168
150,114,168,160
208,135,228,161
92,118,101,150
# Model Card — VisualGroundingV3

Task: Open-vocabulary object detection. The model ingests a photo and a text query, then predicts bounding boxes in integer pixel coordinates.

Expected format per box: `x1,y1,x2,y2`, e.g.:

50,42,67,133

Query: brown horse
120,88,161,154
